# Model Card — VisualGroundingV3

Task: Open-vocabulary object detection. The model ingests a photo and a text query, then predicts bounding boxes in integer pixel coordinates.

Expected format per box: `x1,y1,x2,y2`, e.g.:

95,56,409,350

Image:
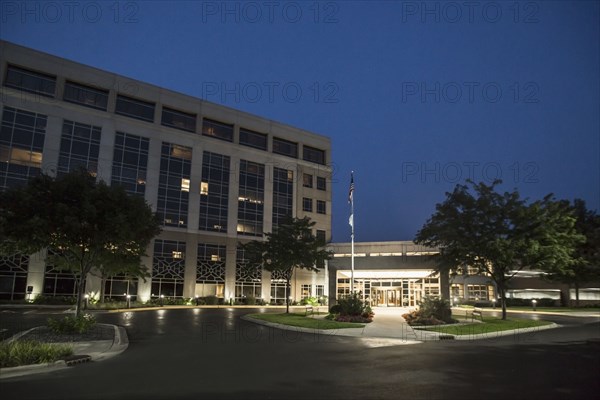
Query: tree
243,217,332,313
415,180,583,319
0,169,161,316
546,199,600,306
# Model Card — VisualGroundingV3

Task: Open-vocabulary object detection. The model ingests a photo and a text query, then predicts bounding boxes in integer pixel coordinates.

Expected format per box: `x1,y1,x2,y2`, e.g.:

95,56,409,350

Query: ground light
126,294,131,309
532,299,537,311
492,299,496,309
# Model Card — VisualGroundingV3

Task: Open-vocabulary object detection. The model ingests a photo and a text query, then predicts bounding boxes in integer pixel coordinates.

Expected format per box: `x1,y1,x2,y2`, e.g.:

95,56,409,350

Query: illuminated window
202,118,233,142
181,178,190,192
172,251,183,259
200,182,209,195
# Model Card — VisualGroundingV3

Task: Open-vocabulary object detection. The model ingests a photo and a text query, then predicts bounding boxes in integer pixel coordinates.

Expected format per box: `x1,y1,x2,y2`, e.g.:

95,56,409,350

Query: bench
470,307,483,321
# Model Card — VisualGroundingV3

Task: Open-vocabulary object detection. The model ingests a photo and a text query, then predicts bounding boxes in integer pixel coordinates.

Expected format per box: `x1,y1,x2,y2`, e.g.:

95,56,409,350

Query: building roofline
0,40,331,144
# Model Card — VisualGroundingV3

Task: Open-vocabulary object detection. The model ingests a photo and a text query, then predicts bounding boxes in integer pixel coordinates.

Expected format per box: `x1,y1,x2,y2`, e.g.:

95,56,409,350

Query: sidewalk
0,324,128,380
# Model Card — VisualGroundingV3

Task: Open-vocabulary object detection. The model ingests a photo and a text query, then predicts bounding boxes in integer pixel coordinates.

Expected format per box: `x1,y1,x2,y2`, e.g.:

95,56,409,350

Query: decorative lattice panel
0,253,29,273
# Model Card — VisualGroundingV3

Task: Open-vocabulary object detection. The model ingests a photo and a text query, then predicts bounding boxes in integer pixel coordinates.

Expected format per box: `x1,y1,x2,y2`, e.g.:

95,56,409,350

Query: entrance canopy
337,269,436,279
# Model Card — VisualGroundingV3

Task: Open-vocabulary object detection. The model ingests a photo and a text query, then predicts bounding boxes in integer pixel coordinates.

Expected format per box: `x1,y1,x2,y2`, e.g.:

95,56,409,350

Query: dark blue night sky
1,1,598,242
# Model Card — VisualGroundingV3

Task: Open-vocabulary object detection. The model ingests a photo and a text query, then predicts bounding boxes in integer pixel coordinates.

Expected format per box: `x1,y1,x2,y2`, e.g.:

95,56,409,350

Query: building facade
0,41,332,304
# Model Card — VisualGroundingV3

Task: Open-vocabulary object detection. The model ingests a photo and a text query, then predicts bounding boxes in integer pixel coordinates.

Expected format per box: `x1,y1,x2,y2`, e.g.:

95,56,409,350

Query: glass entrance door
373,288,402,307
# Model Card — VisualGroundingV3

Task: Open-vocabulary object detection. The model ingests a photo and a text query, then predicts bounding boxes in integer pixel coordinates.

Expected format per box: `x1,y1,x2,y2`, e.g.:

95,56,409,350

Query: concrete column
26,250,46,300
41,115,63,177
263,163,273,235
144,137,162,211
137,242,154,302
187,146,203,234
262,269,271,304
227,155,240,235
183,234,198,298
224,238,237,302
96,121,115,183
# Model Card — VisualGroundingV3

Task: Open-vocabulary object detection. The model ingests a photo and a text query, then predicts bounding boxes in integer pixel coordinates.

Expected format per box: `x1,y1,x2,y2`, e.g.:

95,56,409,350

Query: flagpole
350,172,355,294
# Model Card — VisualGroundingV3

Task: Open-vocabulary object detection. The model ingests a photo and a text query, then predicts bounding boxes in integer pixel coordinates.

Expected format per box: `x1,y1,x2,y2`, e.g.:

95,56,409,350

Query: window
316,200,326,214
157,142,192,227
63,81,108,111
273,137,297,158
237,160,265,236
316,176,326,191
115,94,155,122
303,173,313,188
104,274,137,301
57,120,101,177
316,230,326,244
199,152,230,232
4,65,56,97
197,243,226,283
236,246,262,300
0,107,46,190
467,285,490,301
152,240,186,298
161,107,196,132
202,118,233,142
302,197,313,212
301,284,312,299
239,128,267,150
272,167,294,228
451,284,464,299
303,145,326,165
111,132,149,197
0,253,29,300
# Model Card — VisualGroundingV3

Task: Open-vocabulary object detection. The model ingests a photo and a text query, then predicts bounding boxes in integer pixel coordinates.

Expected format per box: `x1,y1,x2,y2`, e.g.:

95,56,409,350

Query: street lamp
532,299,537,311
84,294,89,310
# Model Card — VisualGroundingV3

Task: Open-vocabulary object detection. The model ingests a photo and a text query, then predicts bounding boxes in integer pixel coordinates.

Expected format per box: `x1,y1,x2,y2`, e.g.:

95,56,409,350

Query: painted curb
0,323,129,379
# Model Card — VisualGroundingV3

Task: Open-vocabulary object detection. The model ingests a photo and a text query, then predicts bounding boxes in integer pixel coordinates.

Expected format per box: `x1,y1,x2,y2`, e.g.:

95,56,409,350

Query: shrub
332,293,374,323
402,296,456,326
300,296,320,306
32,295,77,305
243,296,257,305
0,340,73,368
329,304,342,314
47,314,96,334
419,296,453,322
337,293,369,316
204,295,219,305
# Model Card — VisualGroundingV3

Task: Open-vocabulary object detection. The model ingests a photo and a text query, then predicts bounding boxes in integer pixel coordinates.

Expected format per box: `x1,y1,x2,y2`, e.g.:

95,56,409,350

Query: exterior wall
0,40,331,302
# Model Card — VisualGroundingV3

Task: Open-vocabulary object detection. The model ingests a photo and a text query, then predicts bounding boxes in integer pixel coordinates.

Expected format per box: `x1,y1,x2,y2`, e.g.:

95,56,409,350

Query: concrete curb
0,323,128,379
412,322,561,341
240,314,361,337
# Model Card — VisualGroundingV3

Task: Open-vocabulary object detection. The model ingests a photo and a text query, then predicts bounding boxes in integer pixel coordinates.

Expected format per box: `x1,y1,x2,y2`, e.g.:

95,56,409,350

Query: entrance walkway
330,306,420,341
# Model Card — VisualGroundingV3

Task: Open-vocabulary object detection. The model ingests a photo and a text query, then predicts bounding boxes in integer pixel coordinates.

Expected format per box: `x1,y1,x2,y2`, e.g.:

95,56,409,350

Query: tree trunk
75,276,86,318
575,282,580,308
285,277,290,314
99,273,107,304
498,283,507,320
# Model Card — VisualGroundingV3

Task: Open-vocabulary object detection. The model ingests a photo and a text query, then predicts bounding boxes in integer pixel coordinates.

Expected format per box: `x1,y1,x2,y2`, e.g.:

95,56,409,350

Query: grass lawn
499,306,600,313
247,313,365,329
0,340,73,368
417,317,553,335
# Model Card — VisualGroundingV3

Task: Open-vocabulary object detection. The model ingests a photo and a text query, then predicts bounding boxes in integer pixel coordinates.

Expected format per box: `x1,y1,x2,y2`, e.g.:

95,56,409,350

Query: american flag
348,173,354,204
